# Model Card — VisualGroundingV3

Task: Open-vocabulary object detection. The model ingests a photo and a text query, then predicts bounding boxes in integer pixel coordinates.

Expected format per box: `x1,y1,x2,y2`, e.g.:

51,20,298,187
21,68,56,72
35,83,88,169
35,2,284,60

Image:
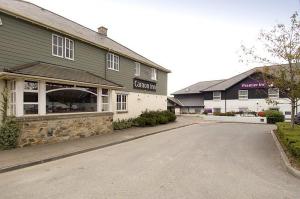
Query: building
172,66,294,117
0,0,170,146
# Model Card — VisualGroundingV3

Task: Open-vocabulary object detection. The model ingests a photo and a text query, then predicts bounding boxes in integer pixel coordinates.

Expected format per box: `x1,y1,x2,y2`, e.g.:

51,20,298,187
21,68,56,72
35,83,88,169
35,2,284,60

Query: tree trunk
291,99,296,128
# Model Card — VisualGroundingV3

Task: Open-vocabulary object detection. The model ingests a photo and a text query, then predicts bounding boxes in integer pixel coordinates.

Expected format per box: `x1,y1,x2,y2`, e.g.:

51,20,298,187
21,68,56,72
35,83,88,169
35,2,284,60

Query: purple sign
240,81,267,89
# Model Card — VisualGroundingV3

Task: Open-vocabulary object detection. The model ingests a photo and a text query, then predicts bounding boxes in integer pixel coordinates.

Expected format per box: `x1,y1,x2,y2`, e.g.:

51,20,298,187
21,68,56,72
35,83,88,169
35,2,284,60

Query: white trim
116,93,128,111
52,34,64,58
39,81,46,115
213,91,221,100
46,87,97,96
135,62,140,76
238,90,248,100
64,37,74,60
15,80,24,117
107,53,120,71
151,68,157,81
268,88,279,99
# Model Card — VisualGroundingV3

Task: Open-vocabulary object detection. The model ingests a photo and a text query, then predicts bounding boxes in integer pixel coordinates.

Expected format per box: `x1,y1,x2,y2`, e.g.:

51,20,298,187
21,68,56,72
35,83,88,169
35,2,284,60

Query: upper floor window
52,34,63,58
213,91,221,100
65,38,74,60
135,62,140,76
151,68,157,80
107,53,119,71
116,93,127,111
268,88,279,99
238,90,248,100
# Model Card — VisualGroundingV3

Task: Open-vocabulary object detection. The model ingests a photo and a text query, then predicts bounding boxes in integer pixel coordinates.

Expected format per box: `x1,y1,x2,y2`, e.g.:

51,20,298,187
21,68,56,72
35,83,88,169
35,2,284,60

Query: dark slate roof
172,79,224,95
203,68,257,91
167,97,183,106
4,62,122,88
0,0,171,73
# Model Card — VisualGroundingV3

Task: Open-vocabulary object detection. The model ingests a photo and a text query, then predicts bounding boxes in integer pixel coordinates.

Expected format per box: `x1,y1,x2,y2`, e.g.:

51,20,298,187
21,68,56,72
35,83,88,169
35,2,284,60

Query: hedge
276,122,300,158
113,110,177,130
0,118,20,150
265,110,285,124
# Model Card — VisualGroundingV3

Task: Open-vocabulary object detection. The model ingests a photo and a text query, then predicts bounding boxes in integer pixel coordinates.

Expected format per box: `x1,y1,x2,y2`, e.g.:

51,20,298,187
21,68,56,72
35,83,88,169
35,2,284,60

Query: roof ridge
173,79,224,94
4,0,170,72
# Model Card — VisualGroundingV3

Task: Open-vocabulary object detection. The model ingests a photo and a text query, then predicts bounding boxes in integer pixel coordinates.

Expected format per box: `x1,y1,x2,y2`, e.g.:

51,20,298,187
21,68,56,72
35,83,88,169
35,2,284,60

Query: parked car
294,113,300,124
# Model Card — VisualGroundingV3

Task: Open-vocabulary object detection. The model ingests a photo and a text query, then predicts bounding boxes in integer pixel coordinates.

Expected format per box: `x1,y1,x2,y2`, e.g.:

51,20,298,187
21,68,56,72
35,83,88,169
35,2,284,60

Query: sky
27,0,300,94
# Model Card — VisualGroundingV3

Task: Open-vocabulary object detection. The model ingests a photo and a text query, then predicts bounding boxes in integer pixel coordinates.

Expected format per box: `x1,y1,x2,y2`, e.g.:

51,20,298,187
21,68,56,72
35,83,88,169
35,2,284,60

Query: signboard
133,78,156,91
240,81,267,89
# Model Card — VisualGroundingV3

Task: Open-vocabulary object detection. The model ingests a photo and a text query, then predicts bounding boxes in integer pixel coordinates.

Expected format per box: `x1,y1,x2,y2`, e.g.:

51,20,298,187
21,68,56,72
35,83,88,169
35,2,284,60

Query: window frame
52,34,64,58
151,68,157,81
107,53,120,71
116,93,128,112
23,81,39,115
268,88,279,99
101,89,110,112
238,90,248,100
135,62,141,76
213,91,221,100
65,37,74,60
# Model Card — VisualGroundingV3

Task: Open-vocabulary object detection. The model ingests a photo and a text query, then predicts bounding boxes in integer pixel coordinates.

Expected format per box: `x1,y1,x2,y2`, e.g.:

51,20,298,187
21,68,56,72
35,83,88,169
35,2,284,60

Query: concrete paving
0,116,204,172
0,123,300,199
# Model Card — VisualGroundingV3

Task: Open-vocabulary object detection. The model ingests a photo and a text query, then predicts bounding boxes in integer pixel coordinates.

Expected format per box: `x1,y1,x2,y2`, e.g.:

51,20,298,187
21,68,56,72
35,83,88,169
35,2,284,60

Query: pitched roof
172,79,224,95
167,97,183,106
4,62,122,88
203,68,257,91
0,0,171,73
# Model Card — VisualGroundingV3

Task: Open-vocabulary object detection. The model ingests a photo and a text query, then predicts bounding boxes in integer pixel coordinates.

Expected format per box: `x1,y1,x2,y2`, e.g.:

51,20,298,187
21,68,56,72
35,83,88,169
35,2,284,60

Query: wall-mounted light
0,17,2,26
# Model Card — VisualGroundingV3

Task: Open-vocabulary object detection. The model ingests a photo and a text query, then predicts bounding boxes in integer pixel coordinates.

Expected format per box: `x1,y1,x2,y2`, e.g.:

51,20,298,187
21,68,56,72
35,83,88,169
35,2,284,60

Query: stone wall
16,112,113,147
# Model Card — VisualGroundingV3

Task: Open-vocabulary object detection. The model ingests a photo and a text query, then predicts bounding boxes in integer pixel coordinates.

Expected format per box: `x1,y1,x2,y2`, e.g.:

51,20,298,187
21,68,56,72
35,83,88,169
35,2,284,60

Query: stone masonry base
16,112,113,147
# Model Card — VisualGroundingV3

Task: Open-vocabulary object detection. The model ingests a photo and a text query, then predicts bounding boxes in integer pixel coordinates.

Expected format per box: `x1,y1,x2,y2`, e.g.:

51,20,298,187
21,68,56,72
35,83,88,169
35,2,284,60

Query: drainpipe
224,90,227,112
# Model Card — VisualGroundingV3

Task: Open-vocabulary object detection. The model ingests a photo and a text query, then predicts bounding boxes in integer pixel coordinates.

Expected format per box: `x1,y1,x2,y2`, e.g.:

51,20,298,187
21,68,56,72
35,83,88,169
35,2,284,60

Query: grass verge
275,122,300,170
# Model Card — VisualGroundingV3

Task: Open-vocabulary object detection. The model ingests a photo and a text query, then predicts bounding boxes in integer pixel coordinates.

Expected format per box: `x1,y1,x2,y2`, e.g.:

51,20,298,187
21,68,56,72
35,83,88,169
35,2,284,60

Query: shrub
134,117,147,127
258,111,266,117
0,118,20,149
157,115,169,124
213,112,235,116
265,110,285,124
113,119,133,130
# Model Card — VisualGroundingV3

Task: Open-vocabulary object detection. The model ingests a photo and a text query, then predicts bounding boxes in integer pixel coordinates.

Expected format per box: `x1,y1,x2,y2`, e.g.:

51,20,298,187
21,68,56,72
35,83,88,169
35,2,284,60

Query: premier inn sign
133,78,156,91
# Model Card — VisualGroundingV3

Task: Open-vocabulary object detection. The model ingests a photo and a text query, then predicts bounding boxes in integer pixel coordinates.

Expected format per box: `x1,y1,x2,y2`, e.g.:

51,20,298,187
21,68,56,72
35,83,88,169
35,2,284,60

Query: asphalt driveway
0,123,300,199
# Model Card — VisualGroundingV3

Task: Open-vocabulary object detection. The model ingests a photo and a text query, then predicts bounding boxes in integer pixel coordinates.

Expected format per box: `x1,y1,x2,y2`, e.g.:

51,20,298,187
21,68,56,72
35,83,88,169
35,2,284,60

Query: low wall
203,115,267,124
16,112,113,147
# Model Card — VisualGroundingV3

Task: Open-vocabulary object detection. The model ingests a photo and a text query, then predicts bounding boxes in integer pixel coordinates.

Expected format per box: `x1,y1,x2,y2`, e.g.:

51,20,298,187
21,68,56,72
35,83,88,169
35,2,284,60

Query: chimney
98,26,108,36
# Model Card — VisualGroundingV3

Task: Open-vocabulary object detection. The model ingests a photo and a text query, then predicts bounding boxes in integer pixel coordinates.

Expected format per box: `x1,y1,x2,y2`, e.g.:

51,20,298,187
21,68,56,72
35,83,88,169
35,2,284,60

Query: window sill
116,110,128,114
107,68,119,72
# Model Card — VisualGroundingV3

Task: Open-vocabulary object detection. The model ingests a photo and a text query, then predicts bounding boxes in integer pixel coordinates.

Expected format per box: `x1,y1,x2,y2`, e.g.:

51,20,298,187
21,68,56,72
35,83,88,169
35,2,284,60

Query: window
213,108,221,113
24,81,39,115
9,81,16,116
107,53,119,71
46,82,97,114
52,34,63,57
151,68,157,80
65,38,74,60
268,88,279,99
213,91,221,100
135,62,140,76
101,89,109,112
238,90,248,100
116,94,127,111
239,107,248,113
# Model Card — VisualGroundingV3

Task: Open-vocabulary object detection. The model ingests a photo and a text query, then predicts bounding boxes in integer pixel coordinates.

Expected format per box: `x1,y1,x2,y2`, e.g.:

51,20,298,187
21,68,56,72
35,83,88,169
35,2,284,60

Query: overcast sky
27,0,300,94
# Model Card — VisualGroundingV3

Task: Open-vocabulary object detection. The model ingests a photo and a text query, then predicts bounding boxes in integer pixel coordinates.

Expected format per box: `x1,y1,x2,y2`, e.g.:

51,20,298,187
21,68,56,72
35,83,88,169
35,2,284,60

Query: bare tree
241,12,300,128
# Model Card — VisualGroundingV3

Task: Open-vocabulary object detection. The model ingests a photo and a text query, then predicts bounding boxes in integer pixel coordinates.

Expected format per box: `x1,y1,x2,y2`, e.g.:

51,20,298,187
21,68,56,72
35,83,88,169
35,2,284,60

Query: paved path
0,116,205,172
1,123,300,199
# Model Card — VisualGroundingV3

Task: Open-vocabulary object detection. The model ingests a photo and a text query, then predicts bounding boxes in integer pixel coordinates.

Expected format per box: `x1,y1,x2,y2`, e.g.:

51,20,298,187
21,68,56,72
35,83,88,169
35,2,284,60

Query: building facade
172,67,295,118
0,0,170,146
